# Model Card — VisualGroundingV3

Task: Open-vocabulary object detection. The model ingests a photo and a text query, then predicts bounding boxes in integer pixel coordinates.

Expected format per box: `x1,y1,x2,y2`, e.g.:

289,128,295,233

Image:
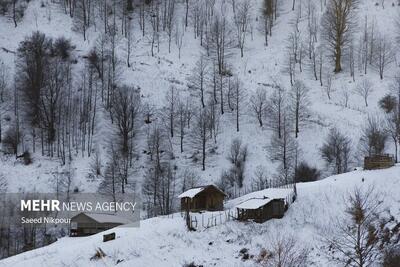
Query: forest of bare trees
0,0,399,260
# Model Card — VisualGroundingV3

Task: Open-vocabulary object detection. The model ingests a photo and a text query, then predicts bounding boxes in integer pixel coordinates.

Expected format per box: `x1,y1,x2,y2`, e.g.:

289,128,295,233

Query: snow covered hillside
0,0,398,193
1,166,399,267
1,0,400,264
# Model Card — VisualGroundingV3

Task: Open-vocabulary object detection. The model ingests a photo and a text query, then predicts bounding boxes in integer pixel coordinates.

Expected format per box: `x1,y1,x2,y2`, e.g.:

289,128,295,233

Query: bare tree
324,73,334,100
250,87,268,127
348,39,355,81
360,116,388,156
260,0,276,46
269,111,297,182
175,18,184,59
355,78,373,107
180,168,200,192
257,233,310,267
142,123,174,217
188,55,209,108
252,165,269,191
321,187,385,267
233,0,251,57
208,11,234,74
177,97,190,153
373,34,394,80
341,85,350,108
383,109,400,162
227,138,248,189
321,0,359,73
165,0,176,53
126,17,134,67
184,0,190,27
317,44,326,86
0,61,11,143
290,80,310,138
110,85,141,168
268,82,286,138
231,76,246,132
190,108,212,171
164,86,178,138
321,128,352,174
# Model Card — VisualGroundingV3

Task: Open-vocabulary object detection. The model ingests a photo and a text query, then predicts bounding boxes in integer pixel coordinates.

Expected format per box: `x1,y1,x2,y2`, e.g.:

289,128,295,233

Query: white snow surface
228,188,295,208
235,198,272,209
177,187,205,199
1,166,399,267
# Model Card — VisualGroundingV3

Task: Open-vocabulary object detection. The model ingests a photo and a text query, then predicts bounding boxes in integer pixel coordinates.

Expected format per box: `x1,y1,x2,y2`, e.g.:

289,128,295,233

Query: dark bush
183,262,203,267
383,246,400,267
294,162,321,182
2,126,20,155
379,94,397,114
22,151,32,165
53,37,74,60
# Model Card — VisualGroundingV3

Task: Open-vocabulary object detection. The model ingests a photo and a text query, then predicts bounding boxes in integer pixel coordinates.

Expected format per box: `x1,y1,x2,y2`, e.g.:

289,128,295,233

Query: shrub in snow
256,234,309,266
383,246,400,267
294,162,321,183
22,151,32,165
359,116,388,157
379,94,397,114
320,128,352,174
53,37,75,60
90,248,106,261
239,247,250,261
2,126,20,155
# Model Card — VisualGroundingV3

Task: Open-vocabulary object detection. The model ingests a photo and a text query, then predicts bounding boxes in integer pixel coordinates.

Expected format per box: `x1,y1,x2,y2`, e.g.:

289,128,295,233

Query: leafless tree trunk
233,0,251,57
355,78,373,107
290,80,309,138
374,35,394,80
188,56,209,108
321,0,359,73
250,87,267,127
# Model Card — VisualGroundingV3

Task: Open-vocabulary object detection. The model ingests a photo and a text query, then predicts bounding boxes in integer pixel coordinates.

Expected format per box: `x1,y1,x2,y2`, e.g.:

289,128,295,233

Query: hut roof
236,198,272,210
178,184,226,199
73,212,132,224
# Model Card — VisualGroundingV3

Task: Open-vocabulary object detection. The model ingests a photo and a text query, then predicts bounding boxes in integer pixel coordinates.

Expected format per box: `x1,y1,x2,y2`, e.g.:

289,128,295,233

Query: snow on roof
178,187,205,198
178,185,226,198
227,188,294,209
84,213,132,224
236,198,272,209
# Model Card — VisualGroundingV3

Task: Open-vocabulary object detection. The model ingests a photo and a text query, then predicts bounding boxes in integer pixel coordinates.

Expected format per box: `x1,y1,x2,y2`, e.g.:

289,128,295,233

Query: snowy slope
0,0,399,194
1,166,399,267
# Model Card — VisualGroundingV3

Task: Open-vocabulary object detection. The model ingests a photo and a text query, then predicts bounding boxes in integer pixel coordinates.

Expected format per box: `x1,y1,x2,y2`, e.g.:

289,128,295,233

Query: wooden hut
364,154,395,170
70,213,131,236
178,185,226,212
236,197,286,223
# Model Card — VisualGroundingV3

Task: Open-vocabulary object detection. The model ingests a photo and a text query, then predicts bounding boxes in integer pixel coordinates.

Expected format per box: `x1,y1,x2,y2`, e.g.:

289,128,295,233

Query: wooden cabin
70,213,131,236
178,185,226,212
364,154,395,170
236,197,286,223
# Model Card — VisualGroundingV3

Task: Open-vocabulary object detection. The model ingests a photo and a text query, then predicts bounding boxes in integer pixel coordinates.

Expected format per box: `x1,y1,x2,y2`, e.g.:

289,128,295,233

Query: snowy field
1,166,399,266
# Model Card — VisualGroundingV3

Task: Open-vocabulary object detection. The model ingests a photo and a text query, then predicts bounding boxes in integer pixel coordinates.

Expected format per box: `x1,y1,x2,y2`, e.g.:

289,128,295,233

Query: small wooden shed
178,185,226,212
236,197,285,223
69,213,131,236
364,154,395,170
